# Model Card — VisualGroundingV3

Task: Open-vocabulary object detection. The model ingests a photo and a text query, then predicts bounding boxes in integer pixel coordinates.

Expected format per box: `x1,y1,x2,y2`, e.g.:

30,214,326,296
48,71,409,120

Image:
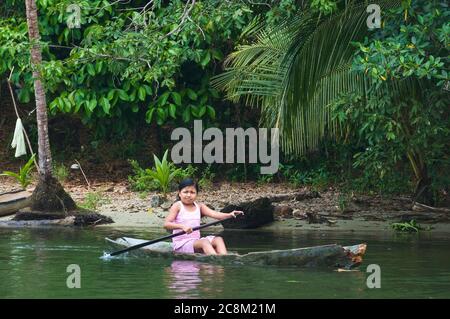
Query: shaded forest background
0,0,448,206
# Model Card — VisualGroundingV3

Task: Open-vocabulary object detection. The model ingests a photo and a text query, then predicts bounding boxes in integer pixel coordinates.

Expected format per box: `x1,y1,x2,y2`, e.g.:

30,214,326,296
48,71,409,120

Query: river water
1,226,449,298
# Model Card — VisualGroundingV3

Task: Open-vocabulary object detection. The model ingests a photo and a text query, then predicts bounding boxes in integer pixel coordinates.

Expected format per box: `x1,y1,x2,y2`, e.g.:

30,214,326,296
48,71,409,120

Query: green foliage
79,191,110,211
391,219,420,232
257,173,274,184
53,162,69,183
0,0,258,136
225,164,246,182
337,192,349,213
354,1,449,86
129,160,200,193
128,159,160,192
332,0,450,201
213,1,400,157
278,163,330,190
146,150,181,196
264,0,301,25
0,154,36,189
145,87,217,125
198,164,215,189
138,191,149,200
174,164,198,181
310,0,337,15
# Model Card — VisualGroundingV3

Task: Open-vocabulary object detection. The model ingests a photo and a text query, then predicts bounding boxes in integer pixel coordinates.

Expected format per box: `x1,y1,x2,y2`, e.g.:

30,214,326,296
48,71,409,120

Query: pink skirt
173,236,216,254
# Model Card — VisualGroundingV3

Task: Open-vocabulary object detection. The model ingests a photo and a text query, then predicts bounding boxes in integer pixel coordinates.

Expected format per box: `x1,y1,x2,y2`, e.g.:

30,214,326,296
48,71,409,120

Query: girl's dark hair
178,178,199,192
176,178,199,201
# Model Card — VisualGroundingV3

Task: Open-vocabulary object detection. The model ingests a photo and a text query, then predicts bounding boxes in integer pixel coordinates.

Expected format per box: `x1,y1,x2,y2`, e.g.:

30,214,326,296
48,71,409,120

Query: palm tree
214,0,438,201
25,0,76,212
213,0,400,157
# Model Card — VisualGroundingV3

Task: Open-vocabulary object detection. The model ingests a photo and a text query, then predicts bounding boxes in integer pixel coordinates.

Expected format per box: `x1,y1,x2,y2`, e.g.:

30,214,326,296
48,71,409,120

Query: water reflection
165,260,224,299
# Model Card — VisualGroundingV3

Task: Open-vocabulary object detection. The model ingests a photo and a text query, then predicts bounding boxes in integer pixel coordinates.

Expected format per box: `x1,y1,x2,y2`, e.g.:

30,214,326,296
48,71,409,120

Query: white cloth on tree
11,118,27,157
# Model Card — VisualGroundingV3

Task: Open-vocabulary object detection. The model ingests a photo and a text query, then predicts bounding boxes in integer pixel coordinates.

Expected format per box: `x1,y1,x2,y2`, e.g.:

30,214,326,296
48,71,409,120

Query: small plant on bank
53,162,69,183
1,154,36,189
198,164,215,189
391,219,420,232
79,191,110,211
146,150,181,197
175,164,198,181
337,192,349,213
128,159,159,192
138,191,149,200
257,173,274,184
128,157,196,194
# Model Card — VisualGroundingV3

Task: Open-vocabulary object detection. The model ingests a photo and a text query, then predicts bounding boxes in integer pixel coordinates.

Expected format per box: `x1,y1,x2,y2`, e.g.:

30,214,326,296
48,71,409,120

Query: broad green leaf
87,99,97,112
182,107,191,122
107,90,116,101
100,97,111,114
206,105,216,119
186,88,197,101
117,89,129,101
146,108,156,123
18,88,30,103
200,51,211,67
158,92,170,106
143,84,153,95
169,104,177,118
198,105,207,117
138,86,146,101
87,64,96,76
171,92,182,106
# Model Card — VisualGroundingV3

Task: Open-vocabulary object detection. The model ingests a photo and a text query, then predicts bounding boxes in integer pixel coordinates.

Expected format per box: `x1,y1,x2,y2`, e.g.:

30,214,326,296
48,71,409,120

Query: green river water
1,226,449,298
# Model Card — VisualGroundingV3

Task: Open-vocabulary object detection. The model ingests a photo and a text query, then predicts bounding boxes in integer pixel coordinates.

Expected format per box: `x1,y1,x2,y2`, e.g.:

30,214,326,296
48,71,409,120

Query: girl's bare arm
164,203,192,233
199,203,243,220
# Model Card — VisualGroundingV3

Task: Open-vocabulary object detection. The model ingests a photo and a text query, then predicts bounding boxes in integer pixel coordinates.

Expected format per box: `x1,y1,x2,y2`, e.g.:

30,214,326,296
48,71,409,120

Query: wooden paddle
108,216,237,257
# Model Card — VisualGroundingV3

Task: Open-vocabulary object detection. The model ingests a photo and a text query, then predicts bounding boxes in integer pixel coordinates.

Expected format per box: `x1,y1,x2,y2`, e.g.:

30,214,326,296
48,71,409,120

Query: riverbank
1,176,449,231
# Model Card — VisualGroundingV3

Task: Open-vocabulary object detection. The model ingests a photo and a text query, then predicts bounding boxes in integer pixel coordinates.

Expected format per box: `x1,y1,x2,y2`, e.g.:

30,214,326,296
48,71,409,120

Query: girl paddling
164,178,243,255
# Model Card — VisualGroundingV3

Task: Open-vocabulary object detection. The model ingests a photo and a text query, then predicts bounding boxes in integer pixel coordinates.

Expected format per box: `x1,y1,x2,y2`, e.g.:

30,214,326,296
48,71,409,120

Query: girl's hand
182,226,193,234
229,210,244,218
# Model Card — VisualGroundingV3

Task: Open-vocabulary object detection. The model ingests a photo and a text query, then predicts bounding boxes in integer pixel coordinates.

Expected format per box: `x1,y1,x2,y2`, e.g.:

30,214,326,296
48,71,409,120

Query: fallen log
266,190,320,203
413,202,450,213
0,216,76,228
0,208,114,227
221,197,274,229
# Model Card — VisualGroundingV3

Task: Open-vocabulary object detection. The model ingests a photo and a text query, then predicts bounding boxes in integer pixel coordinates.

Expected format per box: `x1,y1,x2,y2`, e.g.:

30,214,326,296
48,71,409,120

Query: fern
1,154,36,189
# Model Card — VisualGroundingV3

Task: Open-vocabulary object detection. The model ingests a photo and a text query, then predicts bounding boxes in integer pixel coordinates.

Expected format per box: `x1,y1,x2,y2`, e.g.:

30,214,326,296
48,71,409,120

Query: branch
140,0,155,14
95,0,132,16
413,202,450,213
163,0,196,39
69,45,153,69
75,159,91,189
187,16,205,40
244,0,272,8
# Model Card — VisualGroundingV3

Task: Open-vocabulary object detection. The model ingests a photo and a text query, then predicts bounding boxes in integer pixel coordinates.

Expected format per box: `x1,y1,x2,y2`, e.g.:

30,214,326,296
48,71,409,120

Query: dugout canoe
0,190,32,217
106,237,367,269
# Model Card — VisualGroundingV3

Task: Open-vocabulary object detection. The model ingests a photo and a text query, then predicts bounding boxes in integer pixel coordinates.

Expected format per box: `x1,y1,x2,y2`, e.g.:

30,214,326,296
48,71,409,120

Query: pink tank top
172,201,201,249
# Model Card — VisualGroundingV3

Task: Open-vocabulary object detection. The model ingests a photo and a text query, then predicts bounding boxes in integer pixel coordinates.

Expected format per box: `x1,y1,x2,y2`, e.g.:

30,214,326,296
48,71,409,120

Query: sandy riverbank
1,177,449,231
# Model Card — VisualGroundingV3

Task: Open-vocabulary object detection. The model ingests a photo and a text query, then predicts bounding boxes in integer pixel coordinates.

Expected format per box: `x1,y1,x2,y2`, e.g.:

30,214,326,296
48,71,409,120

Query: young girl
164,178,243,255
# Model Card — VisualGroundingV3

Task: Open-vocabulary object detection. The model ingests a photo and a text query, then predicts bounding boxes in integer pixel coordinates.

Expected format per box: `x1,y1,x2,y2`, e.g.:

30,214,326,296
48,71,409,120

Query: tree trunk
25,0,51,177
407,150,434,205
25,0,76,212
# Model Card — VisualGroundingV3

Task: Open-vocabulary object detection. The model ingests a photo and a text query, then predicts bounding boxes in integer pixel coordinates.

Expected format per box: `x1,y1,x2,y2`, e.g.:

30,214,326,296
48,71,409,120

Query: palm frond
213,0,402,157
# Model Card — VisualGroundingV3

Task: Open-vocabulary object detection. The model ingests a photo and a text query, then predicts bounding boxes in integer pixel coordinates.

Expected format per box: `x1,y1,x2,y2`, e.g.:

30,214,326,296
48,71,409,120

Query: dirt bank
1,176,448,231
